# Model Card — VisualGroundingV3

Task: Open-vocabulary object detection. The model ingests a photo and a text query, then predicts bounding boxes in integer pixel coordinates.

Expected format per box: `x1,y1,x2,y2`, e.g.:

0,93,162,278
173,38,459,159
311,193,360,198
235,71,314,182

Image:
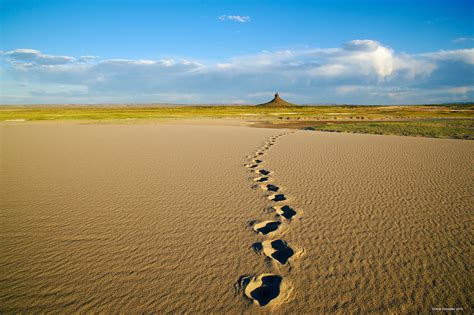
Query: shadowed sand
1,121,472,313
259,184,279,192
252,239,298,265
273,205,297,220
267,193,287,202
252,220,282,235
253,176,269,182
237,273,292,307
255,169,271,176
245,163,258,169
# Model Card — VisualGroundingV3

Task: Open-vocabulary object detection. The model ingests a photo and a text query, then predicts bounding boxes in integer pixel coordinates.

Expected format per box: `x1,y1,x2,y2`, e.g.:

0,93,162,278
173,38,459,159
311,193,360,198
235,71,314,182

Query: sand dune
1,121,472,313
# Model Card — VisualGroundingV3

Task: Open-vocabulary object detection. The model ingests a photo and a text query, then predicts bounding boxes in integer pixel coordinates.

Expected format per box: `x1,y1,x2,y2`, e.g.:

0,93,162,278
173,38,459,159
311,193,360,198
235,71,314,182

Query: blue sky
1,0,473,104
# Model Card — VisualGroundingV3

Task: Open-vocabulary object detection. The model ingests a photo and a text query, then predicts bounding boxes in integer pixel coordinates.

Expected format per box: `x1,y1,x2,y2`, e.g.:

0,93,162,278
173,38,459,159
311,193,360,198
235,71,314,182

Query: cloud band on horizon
0,39,473,105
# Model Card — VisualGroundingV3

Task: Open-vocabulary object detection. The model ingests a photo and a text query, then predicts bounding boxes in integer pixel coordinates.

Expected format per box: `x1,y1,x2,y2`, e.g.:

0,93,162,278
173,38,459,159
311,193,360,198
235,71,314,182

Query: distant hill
256,93,298,107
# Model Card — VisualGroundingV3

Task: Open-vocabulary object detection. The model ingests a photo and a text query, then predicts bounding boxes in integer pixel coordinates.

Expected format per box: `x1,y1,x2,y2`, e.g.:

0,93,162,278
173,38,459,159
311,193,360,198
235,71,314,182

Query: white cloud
78,55,96,63
336,85,363,95
311,64,348,77
1,41,473,105
100,59,157,65
218,15,250,23
393,53,437,79
334,85,474,104
453,37,474,43
1,48,75,65
447,86,474,95
215,40,396,80
336,40,395,79
424,49,474,65
342,39,380,52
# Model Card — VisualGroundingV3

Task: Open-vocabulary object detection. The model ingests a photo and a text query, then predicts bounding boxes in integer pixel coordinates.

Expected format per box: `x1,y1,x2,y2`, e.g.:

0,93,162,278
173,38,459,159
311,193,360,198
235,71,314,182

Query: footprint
253,220,281,235
237,274,290,307
268,194,286,202
256,169,271,176
253,240,294,265
239,133,298,308
260,184,279,192
273,205,297,220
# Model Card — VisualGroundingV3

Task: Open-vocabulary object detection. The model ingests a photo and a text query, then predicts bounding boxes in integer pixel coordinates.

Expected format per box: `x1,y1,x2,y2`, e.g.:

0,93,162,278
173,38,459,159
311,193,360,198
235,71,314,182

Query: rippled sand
1,122,472,313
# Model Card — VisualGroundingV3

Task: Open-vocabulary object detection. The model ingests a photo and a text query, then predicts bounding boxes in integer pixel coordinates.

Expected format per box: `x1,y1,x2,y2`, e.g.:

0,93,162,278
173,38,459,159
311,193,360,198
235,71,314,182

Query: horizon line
1,101,473,107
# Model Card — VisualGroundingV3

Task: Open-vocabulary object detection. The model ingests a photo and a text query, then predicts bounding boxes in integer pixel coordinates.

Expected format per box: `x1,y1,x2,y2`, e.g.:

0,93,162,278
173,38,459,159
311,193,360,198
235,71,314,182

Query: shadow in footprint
266,184,279,192
270,240,294,264
252,240,294,265
235,275,250,294
254,221,281,235
258,169,271,176
253,159,263,164
251,242,263,252
275,205,297,220
269,194,286,202
250,275,282,306
254,177,269,182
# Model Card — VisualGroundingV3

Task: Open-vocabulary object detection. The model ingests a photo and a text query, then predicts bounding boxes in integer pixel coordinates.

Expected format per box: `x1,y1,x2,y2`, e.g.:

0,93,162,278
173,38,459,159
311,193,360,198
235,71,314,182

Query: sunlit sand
1,121,472,312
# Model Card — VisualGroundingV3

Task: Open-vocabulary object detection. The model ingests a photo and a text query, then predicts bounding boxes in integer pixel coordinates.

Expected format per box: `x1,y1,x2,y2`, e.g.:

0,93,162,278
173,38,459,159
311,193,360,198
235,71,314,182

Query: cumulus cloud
1,48,75,65
424,49,474,65
1,41,473,104
218,15,250,23
336,40,395,79
78,55,96,63
343,39,380,52
217,40,400,80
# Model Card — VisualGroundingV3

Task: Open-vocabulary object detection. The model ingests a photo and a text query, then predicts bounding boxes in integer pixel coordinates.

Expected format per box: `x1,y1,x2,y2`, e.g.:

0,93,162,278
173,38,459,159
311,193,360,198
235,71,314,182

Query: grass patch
1,105,473,140
310,119,474,139
0,104,473,121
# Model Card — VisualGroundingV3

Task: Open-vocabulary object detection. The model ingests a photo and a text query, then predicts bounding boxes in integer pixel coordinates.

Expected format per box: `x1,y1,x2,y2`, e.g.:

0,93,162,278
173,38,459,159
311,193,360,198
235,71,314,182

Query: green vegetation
309,119,474,140
1,104,473,139
1,104,473,121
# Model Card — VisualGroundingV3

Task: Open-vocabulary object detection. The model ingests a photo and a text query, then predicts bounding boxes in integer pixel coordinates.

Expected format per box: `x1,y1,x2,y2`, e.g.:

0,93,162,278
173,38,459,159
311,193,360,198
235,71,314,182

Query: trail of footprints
237,131,303,308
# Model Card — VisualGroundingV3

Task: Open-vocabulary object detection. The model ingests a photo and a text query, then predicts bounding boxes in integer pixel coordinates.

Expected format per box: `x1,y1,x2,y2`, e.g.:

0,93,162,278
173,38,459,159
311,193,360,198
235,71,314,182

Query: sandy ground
1,121,472,313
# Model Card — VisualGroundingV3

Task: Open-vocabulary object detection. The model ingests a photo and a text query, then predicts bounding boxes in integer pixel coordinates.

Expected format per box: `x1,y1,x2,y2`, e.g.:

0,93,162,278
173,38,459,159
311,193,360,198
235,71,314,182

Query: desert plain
1,116,472,313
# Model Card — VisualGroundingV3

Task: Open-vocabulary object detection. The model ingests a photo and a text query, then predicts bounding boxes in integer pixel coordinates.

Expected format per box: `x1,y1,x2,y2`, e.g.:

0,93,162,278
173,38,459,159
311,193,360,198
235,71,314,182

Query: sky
0,0,473,105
